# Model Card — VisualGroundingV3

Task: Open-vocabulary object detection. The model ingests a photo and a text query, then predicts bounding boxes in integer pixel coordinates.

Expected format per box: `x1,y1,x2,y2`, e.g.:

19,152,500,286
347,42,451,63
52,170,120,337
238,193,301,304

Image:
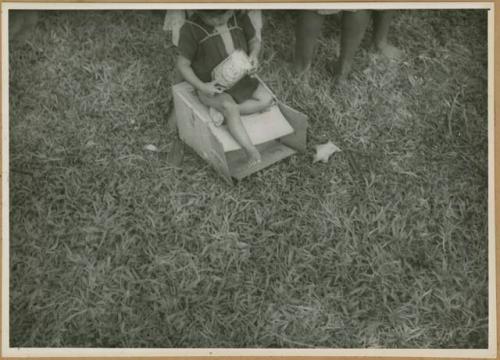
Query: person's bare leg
166,106,185,166
199,93,261,166
167,68,186,166
238,84,274,115
168,68,184,132
293,11,325,74
223,99,261,166
372,11,402,59
334,10,370,85
166,101,177,132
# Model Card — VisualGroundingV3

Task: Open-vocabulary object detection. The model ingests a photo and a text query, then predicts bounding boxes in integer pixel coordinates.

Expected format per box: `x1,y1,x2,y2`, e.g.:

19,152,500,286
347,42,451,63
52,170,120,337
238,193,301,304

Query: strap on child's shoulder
184,19,211,37
227,13,242,32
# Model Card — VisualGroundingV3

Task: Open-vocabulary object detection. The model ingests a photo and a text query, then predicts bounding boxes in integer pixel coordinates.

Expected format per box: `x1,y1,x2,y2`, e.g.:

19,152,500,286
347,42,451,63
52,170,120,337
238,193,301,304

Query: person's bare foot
167,138,185,167
329,62,350,88
333,72,348,88
292,60,311,75
246,148,262,168
209,107,224,126
291,62,313,85
374,42,402,60
261,97,276,113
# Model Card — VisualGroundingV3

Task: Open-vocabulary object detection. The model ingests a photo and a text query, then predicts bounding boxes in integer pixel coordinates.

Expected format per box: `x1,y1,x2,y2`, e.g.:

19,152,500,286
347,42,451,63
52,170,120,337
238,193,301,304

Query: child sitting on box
177,10,273,167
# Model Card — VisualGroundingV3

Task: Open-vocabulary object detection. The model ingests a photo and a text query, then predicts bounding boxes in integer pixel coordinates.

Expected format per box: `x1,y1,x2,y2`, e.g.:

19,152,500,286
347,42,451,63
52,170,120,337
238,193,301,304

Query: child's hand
248,54,259,75
200,81,225,96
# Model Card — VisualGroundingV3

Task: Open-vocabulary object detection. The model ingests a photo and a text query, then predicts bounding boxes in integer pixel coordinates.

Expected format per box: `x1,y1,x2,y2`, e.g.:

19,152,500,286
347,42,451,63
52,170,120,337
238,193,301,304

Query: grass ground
9,9,488,348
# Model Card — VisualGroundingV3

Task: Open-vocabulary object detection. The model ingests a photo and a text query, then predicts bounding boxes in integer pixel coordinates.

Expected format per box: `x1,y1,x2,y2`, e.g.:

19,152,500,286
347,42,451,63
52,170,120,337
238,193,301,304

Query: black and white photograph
4,2,494,356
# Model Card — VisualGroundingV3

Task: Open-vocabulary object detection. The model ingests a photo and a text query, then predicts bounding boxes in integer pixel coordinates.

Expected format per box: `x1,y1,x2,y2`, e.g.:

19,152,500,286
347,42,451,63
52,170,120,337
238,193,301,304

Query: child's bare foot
209,107,224,126
251,95,276,114
329,62,350,88
333,72,348,88
291,60,311,76
374,42,402,60
167,138,185,166
246,148,262,168
290,62,312,84
261,97,276,112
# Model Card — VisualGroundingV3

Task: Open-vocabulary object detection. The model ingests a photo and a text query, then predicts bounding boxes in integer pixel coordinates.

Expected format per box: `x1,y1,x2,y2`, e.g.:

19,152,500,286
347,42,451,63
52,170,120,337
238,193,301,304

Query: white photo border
1,2,496,358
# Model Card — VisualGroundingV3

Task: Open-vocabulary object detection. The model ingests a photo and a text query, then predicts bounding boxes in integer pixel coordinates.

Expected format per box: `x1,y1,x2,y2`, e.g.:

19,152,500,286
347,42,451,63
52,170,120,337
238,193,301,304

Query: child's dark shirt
178,12,259,103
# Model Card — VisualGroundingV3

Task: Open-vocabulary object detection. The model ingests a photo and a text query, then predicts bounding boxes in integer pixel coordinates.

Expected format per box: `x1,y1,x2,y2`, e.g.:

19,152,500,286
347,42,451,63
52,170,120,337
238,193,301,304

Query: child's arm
247,37,261,73
242,11,261,71
248,37,261,60
177,55,224,96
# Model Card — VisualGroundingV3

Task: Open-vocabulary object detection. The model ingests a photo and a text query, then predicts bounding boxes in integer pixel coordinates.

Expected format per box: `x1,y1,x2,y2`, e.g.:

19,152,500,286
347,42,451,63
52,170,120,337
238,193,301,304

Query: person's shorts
316,10,358,15
225,75,259,104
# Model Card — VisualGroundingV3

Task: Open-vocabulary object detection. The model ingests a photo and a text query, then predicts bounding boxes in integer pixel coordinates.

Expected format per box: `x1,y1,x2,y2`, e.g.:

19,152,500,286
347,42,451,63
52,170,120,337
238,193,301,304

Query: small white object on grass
144,144,159,152
313,141,341,163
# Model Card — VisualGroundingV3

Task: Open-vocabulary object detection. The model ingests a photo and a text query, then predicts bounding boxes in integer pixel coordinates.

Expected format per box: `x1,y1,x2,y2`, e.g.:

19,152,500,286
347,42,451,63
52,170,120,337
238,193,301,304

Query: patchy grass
9,9,488,348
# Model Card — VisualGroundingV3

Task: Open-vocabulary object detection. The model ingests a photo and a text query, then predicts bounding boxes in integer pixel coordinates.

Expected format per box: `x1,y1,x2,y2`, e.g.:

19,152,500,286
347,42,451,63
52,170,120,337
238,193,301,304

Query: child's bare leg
372,11,402,59
293,11,324,74
334,10,370,84
238,84,274,115
199,93,261,165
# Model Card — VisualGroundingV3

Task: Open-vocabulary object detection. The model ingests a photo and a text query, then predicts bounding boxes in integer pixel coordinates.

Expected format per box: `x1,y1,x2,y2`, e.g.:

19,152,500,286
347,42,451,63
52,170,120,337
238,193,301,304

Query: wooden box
172,80,308,184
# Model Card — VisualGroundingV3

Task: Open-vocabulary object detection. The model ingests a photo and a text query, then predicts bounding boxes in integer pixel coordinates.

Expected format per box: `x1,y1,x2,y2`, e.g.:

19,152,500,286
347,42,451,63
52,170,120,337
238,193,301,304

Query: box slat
226,141,296,180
